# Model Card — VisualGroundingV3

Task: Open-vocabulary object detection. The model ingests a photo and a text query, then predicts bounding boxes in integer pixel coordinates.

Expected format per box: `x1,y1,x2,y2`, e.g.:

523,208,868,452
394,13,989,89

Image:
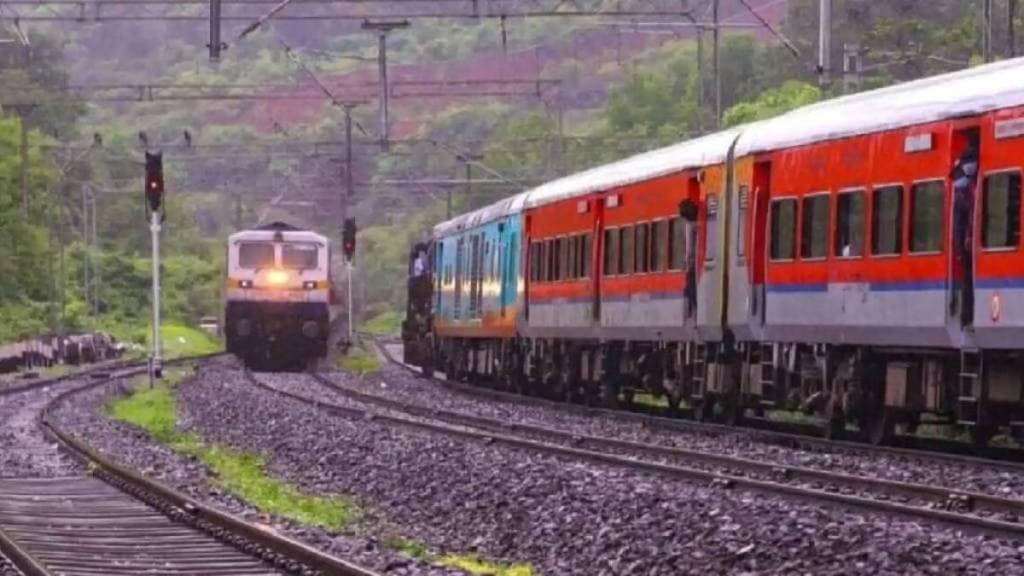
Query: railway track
248,364,1024,541
0,357,381,576
377,340,1024,473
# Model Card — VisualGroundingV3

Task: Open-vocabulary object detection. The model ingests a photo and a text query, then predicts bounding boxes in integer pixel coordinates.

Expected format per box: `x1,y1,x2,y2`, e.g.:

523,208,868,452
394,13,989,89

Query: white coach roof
435,57,1024,239
737,56,1024,155
522,127,745,210
433,128,744,238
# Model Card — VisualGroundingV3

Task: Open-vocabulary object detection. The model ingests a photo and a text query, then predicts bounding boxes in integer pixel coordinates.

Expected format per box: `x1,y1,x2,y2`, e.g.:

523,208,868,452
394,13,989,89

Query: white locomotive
224,222,333,367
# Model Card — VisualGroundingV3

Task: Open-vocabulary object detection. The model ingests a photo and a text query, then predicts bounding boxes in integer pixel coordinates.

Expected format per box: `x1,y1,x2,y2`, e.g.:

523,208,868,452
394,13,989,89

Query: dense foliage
1,0,1020,339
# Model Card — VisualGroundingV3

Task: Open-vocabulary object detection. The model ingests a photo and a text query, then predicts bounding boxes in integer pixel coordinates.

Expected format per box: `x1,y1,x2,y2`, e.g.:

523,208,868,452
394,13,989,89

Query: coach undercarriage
432,336,1024,447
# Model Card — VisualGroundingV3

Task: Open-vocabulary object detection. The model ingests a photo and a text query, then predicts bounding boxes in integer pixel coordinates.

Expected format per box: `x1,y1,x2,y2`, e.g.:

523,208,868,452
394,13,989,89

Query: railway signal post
343,218,357,343
145,150,165,383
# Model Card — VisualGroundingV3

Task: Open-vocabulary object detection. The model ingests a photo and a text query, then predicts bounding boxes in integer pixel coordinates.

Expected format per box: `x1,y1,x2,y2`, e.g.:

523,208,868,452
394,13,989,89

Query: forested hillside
0,0,1018,341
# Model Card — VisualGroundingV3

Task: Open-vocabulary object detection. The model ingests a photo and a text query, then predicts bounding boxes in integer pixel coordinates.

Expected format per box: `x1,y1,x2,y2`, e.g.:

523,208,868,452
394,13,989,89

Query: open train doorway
950,126,980,328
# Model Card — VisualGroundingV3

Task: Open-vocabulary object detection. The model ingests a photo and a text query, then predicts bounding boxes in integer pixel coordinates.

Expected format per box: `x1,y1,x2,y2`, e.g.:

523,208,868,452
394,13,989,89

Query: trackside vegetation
107,371,358,531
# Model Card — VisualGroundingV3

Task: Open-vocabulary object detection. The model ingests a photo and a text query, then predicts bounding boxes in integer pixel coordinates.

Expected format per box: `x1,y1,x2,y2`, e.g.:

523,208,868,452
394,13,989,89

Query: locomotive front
224,222,331,367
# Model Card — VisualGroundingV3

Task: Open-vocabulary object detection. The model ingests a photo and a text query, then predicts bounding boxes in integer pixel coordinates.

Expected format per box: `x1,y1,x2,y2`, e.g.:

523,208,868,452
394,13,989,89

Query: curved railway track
0,357,380,576
247,364,1024,541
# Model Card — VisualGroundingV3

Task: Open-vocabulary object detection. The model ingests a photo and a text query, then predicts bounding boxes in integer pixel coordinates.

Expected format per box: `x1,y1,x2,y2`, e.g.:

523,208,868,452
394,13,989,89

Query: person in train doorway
950,137,979,322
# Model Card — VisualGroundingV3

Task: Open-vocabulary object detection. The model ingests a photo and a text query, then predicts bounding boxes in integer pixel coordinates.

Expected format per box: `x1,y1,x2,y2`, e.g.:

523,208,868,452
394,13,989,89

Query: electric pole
19,109,29,217
712,0,721,128
362,19,410,152
209,0,225,61
818,0,832,86
1012,0,1019,58
982,0,994,63
842,43,861,94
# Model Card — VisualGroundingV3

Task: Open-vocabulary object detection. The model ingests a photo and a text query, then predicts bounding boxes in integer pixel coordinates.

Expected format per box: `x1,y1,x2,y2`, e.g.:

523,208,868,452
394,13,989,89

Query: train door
469,234,482,320
591,199,604,322
454,237,465,320
683,176,701,320
950,126,981,328
751,161,772,325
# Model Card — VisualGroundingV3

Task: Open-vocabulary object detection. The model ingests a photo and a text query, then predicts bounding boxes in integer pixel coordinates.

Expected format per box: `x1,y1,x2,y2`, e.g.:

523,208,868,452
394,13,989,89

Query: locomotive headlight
302,280,318,291
266,269,289,286
237,279,253,289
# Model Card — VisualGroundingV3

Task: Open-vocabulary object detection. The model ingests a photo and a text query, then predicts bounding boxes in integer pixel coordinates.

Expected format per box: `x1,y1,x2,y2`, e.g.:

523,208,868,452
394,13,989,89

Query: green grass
337,345,381,374
383,538,532,576
361,310,403,336
437,554,533,576
156,324,222,359
108,375,358,531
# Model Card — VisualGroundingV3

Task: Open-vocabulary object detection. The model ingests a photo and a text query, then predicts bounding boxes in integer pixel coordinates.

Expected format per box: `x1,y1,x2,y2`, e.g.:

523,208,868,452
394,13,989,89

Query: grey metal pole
150,209,162,383
982,0,994,63
81,183,90,313
210,0,223,61
818,0,832,86
347,261,354,343
1012,0,1019,57
20,113,29,217
712,0,721,128
377,31,389,151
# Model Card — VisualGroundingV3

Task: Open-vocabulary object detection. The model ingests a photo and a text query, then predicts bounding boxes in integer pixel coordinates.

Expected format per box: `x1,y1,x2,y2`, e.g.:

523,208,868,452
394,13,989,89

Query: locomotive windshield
282,243,319,270
238,242,275,269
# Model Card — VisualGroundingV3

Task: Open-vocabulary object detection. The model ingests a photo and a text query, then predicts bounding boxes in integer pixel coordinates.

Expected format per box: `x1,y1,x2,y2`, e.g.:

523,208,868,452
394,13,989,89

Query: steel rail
0,354,381,576
245,368,1024,539
378,339,1024,472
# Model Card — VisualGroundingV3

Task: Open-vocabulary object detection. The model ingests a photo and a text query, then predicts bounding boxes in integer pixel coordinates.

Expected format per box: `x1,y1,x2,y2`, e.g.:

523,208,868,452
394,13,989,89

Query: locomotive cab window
910,180,945,254
282,243,319,270
800,194,830,260
872,185,904,256
835,190,866,258
983,171,1022,250
769,199,797,261
238,242,275,269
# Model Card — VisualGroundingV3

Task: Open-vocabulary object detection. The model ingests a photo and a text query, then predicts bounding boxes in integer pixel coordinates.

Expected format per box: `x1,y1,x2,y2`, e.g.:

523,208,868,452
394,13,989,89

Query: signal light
145,151,164,212
343,218,357,262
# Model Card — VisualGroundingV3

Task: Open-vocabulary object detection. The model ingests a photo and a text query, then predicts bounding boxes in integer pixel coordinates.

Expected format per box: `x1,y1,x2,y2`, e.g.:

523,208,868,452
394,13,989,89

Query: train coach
224,222,334,368
404,57,1024,446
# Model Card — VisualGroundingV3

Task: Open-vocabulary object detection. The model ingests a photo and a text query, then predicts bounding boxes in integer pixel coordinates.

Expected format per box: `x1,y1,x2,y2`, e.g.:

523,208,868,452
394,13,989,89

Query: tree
723,81,821,127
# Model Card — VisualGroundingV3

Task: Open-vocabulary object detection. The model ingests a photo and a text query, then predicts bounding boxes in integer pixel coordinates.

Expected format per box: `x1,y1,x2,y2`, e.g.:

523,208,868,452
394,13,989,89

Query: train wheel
971,424,995,447
721,396,742,426
866,411,894,445
824,416,845,441
693,396,714,422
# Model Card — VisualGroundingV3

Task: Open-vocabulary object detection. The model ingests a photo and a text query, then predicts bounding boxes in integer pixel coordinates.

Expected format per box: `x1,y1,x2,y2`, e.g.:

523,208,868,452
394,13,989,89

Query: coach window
239,242,275,269
635,223,649,274
582,233,593,278
835,190,866,258
652,220,667,272
604,228,619,276
872,185,904,256
540,240,551,282
621,226,635,275
668,217,685,270
800,194,830,260
567,236,578,280
705,200,719,265
769,199,797,261
983,171,1022,250
910,180,944,254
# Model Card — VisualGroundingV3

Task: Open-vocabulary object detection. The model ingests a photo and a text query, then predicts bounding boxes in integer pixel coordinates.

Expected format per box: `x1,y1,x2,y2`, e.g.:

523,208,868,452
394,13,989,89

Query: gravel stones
326,356,1024,502
189,364,1024,575
49,358,457,576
